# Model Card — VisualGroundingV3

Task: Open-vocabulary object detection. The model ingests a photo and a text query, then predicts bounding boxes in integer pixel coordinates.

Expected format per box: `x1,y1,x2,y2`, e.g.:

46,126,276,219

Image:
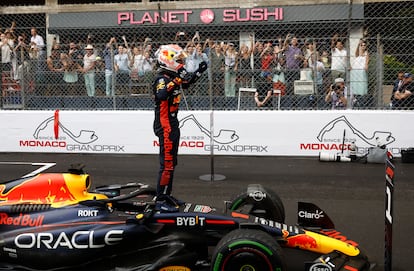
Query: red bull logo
286,233,319,250
320,229,359,247
0,213,44,227
0,174,76,206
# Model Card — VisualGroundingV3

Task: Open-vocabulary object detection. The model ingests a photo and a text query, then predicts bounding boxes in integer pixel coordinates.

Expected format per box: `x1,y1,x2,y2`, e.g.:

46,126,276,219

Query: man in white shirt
185,43,209,94
114,45,130,94
0,32,13,73
30,27,45,59
30,28,46,94
82,44,96,97
331,34,348,81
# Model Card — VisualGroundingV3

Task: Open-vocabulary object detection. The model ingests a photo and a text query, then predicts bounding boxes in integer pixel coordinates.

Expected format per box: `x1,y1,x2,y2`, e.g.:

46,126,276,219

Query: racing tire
229,184,285,223
211,229,286,271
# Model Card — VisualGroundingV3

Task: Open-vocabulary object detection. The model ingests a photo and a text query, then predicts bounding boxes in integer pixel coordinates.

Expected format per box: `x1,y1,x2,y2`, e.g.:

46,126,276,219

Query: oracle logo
15,230,124,249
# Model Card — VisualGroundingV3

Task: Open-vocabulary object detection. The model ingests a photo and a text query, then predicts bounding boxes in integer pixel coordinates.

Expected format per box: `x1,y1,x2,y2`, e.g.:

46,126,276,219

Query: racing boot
155,200,179,213
155,194,180,213
166,195,185,206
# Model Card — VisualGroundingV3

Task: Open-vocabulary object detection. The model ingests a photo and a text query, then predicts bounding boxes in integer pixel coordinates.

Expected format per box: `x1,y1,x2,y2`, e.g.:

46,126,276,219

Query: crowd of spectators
1,24,412,109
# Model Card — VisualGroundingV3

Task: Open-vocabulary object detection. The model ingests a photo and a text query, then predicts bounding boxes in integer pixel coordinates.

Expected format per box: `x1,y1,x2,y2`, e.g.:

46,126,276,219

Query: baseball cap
334,77,345,84
305,38,314,44
84,44,94,50
404,73,412,78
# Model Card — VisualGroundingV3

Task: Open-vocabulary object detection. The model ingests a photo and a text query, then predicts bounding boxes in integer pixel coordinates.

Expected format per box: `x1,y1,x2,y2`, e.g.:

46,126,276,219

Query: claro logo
15,230,123,249
298,210,324,219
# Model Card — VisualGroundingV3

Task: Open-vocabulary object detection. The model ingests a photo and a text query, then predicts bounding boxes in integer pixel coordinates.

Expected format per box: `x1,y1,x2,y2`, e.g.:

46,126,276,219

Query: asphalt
0,152,413,271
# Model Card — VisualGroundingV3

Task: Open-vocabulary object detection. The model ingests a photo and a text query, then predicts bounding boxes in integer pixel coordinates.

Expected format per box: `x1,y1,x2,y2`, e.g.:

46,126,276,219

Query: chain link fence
1,1,413,110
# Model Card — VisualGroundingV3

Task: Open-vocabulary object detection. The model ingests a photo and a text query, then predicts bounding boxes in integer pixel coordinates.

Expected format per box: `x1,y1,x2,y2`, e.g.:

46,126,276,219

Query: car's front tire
211,229,286,271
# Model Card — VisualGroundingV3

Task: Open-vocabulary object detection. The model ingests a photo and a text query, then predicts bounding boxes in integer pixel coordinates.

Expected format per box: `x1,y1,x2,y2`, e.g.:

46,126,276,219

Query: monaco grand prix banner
0,110,412,157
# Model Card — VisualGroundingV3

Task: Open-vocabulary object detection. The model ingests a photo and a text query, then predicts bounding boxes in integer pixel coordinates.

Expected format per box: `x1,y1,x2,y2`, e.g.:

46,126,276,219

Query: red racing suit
153,70,186,198
153,62,207,199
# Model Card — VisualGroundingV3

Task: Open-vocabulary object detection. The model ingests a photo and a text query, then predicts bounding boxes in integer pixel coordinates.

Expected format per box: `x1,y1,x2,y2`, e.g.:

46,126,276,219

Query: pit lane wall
0,110,412,157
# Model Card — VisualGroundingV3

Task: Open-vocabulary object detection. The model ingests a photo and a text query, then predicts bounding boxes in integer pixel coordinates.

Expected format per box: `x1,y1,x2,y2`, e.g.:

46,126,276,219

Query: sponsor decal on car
183,203,192,212
0,213,44,227
14,230,123,249
159,266,191,271
248,190,267,201
254,217,300,234
77,210,99,217
287,234,319,250
305,262,333,271
176,216,206,227
298,209,324,219
319,229,359,247
193,205,213,213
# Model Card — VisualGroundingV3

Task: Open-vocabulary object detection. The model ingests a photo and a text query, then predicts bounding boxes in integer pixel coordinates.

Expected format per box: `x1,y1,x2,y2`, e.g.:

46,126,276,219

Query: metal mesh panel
1,1,413,110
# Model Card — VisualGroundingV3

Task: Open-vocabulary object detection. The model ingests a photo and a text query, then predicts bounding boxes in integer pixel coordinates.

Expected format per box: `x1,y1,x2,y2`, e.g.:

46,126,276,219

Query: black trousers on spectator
285,69,300,95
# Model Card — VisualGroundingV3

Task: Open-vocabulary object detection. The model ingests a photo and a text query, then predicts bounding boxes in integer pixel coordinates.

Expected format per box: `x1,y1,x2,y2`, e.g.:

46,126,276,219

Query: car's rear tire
211,229,286,271
229,184,285,223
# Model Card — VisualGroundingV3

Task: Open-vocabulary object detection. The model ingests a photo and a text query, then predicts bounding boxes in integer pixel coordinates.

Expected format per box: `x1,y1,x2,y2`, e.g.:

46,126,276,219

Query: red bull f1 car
0,164,374,271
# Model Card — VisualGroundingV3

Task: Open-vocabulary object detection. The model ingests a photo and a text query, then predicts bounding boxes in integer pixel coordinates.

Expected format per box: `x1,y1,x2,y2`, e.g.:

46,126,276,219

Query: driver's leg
156,128,180,212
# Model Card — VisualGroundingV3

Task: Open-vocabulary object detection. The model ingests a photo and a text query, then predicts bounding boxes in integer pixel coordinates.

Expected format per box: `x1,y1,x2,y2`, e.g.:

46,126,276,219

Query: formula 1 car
0,164,373,271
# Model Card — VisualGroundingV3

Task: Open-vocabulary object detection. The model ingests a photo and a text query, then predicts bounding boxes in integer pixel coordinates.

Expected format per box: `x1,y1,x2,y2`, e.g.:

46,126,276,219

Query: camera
332,84,341,92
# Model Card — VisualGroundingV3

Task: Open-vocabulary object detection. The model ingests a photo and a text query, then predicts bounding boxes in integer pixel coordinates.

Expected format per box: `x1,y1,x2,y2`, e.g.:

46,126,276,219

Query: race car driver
153,44,207,212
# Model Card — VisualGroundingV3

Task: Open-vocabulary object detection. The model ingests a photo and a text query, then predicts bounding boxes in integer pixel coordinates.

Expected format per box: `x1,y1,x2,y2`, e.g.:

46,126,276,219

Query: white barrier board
0,110,412,157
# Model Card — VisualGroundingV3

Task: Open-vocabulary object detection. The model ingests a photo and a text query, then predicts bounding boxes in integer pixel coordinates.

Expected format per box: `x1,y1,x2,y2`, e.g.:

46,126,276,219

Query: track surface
0,153,412,271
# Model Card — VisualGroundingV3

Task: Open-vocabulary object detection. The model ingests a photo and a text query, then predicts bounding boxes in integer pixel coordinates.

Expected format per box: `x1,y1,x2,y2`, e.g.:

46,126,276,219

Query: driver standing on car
153,44,207,212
